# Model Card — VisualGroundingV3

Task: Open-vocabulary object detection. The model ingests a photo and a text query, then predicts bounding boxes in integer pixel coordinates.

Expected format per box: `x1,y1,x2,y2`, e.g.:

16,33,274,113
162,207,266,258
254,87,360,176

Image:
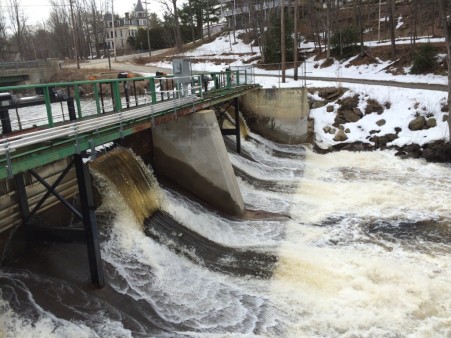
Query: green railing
0,70,249,133
0,69,255,180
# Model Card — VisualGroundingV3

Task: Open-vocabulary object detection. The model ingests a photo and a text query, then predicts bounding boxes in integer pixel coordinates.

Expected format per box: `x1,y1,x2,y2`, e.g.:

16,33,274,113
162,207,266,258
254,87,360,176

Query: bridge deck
0,72,258,180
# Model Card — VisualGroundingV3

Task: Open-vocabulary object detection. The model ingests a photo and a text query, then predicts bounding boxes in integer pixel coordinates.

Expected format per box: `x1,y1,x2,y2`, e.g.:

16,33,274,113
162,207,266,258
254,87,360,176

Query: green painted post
43,87,53,127
236,70,240,85
226,71,231,89
93,84,101,115
74,85,82,118
112,81,122,112
244,70,247,85
149,78,157,104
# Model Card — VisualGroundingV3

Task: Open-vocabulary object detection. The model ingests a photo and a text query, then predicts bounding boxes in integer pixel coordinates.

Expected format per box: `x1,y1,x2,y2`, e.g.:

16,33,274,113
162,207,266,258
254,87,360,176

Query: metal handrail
0,95,198,155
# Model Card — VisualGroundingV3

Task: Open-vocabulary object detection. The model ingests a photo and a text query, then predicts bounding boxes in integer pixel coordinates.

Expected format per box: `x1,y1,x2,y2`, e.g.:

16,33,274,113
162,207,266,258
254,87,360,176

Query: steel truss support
74,153,104,288
213,97,241,153
24,156,104,288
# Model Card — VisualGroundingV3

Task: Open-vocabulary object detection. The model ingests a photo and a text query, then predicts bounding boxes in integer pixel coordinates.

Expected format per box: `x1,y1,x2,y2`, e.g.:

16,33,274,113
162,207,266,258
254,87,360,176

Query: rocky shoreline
310,88,451,163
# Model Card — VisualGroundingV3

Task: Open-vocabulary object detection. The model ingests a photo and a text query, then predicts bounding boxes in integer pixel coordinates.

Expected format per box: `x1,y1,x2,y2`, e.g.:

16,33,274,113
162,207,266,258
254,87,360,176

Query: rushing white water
1,132,450,337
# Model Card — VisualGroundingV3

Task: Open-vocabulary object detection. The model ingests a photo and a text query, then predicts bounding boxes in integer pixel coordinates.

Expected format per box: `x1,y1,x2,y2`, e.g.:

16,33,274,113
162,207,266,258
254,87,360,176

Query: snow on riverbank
145,34,450,149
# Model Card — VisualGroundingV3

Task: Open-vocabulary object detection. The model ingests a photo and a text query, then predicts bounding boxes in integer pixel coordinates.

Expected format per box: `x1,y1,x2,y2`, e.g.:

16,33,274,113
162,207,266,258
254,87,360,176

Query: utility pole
144,1,151,56
111,0,117,61
281,0,286,83
69,0,80,69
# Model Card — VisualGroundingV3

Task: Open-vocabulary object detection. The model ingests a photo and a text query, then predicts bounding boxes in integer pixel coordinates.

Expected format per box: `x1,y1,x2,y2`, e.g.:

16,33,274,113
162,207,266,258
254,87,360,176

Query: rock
369,130,380,135
333,129,348,142
334,116,346,126
329,127,336,134
422,148,435,161
338,125,344,130
311,101,326,109
404,143,421,153
369,134,398,148
376,119,386,126
323,126,331,133
386,133,398,142
338,95,360,110
443,114,449,122
353,108,363,117
343,110,362,123
345,128,351,133
408,116,426,131
395,150,407,157
327,105,334,112
395,127,402,134
426,118,437,128
365,98,384,115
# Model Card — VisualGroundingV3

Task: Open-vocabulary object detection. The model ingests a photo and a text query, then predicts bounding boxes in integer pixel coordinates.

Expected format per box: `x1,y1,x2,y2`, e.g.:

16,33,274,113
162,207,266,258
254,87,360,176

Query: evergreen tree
262,11,293,64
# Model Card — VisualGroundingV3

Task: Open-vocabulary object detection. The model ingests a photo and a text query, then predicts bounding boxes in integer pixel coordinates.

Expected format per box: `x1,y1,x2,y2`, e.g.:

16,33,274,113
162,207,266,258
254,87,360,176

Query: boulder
365,99,384,115
345,128,351,133
376,119,386,126
443,114,449,122
334,116,346,126
327,105,334,113
311,101,326,109
333,129,348,142
343,110,362,123
408,116,426,131
395,127,402,134
426,118,437,128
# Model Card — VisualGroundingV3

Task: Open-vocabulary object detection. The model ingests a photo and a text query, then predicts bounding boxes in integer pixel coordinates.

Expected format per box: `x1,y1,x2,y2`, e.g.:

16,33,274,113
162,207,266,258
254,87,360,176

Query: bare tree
7,0,28,60
0,5,8,60
440,0,451,143
160,0,183,50
48,0,73,59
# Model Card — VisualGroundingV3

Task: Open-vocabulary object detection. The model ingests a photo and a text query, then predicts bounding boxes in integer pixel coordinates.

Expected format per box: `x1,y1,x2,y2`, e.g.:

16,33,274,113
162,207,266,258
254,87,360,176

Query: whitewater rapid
0,133,450,337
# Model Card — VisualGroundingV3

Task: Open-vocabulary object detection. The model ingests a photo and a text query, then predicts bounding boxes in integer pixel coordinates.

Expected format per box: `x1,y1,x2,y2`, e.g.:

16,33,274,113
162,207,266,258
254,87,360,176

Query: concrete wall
152,110,245,216
239,87,311,144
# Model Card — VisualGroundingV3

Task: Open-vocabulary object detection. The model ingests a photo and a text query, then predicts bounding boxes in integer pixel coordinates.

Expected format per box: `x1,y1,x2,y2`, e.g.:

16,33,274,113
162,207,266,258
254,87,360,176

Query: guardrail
0,60,50,73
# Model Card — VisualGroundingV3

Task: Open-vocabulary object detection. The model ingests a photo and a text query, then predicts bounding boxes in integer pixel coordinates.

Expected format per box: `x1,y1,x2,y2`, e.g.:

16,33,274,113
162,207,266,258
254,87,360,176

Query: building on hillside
104,0,148,55
219,0,308,30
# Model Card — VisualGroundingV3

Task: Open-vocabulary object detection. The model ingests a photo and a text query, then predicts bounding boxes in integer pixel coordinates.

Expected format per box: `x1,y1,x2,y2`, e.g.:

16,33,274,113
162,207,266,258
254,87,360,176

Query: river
0,131,450,337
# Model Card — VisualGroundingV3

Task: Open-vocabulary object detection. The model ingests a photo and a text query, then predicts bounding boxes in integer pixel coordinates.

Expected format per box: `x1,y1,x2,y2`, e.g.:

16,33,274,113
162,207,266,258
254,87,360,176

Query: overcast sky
3,0,137,25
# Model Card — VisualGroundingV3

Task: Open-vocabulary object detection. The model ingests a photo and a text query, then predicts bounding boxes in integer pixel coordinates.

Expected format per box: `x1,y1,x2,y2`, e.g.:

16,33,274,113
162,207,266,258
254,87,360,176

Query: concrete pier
152,110,245,216
239,87,311,144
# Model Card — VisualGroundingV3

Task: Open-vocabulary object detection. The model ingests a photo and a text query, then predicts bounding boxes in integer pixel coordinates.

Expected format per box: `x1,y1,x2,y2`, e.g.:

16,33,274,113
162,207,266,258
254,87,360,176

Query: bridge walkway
0,70,259,181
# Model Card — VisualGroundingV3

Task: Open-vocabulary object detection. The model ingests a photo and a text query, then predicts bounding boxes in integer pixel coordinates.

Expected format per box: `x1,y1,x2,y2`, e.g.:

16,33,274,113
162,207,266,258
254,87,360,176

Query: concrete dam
0,71,310,287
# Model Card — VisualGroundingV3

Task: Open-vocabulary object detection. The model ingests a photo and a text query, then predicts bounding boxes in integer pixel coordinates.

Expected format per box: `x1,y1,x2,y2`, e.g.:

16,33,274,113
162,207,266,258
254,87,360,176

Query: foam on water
1,131,450,337
99,178,280,335
160,188,285,247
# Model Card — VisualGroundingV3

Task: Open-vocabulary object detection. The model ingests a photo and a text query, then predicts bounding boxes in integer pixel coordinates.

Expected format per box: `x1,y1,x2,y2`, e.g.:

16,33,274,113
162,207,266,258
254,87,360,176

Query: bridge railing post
112,81,122,112
149,78,157,104
43,87,54,127
74,85,82,118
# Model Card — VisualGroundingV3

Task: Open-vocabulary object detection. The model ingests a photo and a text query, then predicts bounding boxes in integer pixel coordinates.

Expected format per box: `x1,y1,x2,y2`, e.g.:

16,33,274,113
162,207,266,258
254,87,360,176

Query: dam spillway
0,127,450,336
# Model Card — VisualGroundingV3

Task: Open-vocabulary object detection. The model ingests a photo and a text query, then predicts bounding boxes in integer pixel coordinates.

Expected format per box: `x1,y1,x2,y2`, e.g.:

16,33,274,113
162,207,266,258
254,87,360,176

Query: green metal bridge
0,69,259,181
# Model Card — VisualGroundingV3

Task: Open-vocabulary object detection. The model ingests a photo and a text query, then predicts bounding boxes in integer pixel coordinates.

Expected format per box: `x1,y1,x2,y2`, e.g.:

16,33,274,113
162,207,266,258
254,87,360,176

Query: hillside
139,29,450,162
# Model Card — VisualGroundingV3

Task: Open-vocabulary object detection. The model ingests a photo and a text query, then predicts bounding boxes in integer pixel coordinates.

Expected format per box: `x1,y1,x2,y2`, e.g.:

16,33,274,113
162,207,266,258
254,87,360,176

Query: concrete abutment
152,109,245,216
239,87,311,144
